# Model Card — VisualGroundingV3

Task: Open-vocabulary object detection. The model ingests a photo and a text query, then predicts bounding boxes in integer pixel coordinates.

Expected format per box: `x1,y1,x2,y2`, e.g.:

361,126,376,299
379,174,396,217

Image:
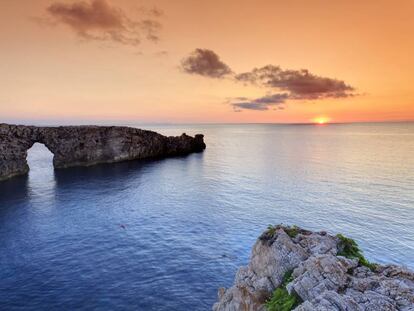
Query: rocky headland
0,123,206,181
213,225,413,311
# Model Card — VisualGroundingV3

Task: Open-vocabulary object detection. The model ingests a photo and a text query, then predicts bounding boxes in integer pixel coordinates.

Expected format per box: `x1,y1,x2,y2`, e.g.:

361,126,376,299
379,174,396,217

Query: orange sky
0,0,413,124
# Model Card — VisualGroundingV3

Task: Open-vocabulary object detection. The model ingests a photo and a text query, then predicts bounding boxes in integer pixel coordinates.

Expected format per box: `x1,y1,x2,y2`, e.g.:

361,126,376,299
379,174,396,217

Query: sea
0,122,413,310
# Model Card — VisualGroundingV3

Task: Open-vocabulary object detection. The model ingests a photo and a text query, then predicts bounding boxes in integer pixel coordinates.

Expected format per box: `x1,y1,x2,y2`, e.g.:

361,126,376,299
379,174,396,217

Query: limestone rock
0,124,206,180
213,225,414,311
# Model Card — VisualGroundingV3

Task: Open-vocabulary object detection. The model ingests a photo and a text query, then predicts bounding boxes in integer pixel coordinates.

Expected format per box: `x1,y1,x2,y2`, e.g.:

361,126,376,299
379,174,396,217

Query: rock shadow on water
53,152,205,191
0,151,205,208
0,174,29,207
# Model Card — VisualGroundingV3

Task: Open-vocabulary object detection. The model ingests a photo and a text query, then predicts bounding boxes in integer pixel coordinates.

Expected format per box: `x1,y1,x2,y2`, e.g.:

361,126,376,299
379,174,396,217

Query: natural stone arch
0,124,206,181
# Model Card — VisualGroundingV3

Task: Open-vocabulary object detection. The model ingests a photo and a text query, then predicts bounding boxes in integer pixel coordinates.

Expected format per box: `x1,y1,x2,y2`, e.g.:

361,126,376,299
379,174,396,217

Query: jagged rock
0,123,206,181
289,254,358,301
213,225,414,311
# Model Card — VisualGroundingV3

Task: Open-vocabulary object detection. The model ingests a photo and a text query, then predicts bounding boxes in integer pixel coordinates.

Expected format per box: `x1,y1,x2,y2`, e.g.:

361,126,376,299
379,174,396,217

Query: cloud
232,103,268,111
180,49,233,78
137,6,164,18
231,93,289,111
139,19,162,42
235,65,355,99
180,49,357,111
43,0,162,46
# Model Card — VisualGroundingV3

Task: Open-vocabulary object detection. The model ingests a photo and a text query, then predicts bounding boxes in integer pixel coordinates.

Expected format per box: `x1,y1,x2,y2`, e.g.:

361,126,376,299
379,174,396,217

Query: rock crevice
0,124,206,180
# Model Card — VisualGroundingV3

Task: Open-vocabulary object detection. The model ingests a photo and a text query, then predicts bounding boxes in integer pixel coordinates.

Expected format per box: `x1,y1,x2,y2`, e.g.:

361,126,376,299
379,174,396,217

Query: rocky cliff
213,225,413,311
0,124,206,181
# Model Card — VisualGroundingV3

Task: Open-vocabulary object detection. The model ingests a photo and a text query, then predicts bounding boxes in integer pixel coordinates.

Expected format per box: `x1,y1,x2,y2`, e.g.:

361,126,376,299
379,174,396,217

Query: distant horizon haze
1,118,413,127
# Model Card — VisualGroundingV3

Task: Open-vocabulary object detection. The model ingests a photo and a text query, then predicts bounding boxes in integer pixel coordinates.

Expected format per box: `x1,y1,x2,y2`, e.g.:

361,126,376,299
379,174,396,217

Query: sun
312,117,330,125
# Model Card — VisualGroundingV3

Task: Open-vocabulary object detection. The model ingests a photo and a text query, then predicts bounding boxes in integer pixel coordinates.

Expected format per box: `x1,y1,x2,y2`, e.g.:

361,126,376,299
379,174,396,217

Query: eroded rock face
0,124,206,181
213,226,414,311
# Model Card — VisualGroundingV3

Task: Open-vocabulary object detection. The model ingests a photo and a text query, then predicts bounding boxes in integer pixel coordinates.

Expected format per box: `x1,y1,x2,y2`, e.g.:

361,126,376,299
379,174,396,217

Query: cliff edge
213,225,413,311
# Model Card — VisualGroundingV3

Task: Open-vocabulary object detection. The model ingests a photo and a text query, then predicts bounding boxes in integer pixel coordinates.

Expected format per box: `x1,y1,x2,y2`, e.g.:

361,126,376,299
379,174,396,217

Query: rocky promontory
213,225,413,311
0,124,206,181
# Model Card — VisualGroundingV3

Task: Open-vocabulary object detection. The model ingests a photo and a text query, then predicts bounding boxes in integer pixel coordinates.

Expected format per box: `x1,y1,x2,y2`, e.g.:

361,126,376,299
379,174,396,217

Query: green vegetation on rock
266,270,302,311
336,234,377,271
284,225,300,238
266,224,278,236
266,225,300,239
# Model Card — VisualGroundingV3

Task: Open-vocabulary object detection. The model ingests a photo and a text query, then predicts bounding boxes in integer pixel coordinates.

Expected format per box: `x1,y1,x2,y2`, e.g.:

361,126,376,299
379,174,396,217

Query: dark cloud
180,49,357,111
231,93,289,111
248,93,289,104
44,0,162,46
181,49,233,78
232,103,268,111
235,65,355,99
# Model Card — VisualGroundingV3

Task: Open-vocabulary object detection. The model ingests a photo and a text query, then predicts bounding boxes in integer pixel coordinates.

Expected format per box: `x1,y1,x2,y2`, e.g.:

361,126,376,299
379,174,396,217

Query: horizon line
1,119,414,127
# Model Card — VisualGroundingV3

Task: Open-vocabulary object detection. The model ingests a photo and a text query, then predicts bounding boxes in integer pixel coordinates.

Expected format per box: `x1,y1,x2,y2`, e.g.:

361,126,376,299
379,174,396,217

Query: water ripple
0,123,413,310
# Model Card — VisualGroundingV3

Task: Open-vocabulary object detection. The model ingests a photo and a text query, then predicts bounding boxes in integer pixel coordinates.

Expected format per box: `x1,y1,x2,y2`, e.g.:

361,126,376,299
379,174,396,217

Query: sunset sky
1,0,413,124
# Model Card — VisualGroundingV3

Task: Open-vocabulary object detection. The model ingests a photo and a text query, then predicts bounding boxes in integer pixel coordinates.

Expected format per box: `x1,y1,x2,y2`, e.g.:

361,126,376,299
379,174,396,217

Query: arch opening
27,142,55,177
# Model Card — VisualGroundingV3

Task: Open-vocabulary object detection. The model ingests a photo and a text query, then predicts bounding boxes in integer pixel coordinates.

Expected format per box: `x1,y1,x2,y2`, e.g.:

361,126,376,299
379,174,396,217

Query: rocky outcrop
0,123,206,181
213,225,414,311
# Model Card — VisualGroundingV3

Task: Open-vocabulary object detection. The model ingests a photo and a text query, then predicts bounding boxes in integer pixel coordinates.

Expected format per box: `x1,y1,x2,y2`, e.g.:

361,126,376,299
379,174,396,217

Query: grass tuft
336,234,377,271
284,225,300,239
266,270,302,311
267,224,278,236
265,225,300,239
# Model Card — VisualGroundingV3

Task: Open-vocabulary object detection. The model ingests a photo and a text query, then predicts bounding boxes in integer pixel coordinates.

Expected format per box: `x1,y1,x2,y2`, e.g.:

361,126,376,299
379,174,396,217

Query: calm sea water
0,123,413,310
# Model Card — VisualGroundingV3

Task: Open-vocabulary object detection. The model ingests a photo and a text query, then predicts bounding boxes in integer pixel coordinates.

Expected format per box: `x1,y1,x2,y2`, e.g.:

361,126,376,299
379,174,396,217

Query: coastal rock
0,124,206,181
213,225,414,311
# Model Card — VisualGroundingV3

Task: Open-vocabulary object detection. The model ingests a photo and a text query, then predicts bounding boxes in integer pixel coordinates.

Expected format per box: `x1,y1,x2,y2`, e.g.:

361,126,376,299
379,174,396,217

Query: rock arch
0,124,206,181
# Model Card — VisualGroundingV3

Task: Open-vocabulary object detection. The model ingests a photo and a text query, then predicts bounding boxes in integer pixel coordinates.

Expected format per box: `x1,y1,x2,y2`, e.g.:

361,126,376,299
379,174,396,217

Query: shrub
336,234,377,271
266,270,302,311
284,225,300,238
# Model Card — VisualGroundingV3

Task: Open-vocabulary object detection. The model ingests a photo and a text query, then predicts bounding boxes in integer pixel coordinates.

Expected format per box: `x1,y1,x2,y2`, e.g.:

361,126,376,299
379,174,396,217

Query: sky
0,0,413,124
